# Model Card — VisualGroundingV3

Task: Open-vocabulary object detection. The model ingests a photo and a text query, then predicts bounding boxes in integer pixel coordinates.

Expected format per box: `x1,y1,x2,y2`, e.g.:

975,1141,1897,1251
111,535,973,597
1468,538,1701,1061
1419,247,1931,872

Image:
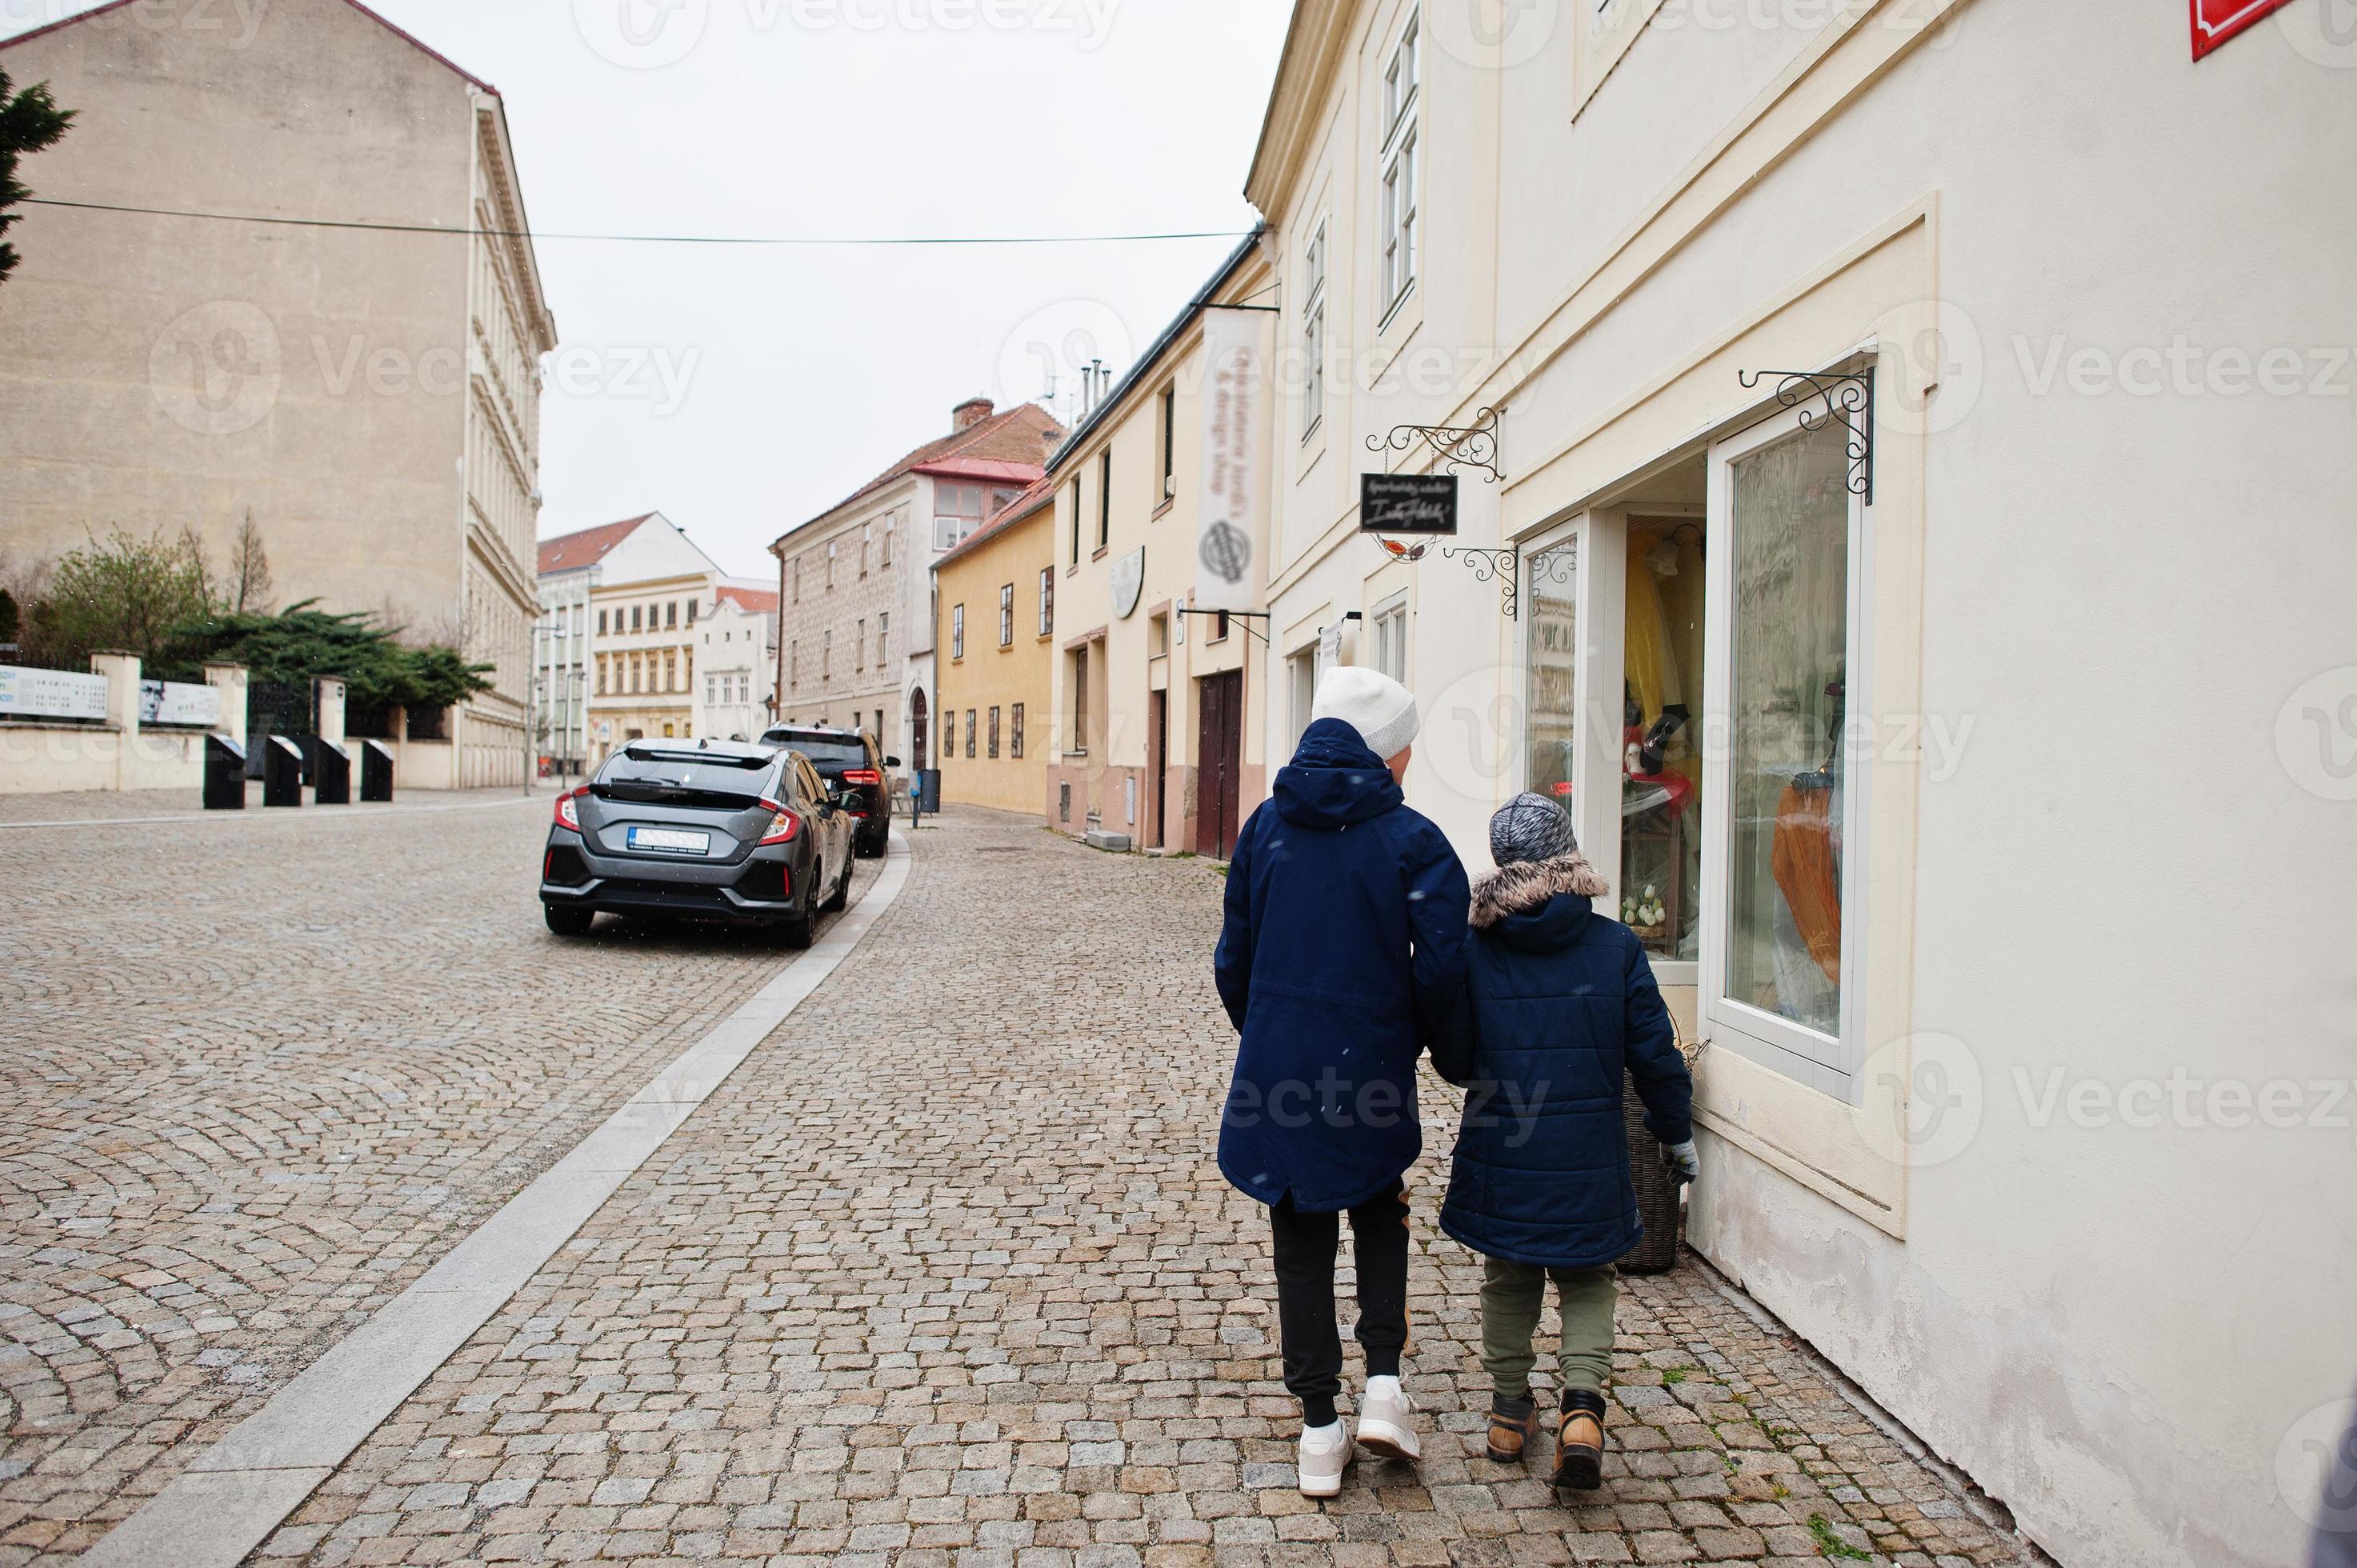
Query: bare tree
228,511,274,614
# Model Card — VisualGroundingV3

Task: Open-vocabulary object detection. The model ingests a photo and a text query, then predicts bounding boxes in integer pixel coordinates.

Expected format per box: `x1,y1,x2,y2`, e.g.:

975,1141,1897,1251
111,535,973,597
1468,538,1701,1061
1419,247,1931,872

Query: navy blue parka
1213,719,1471,1212
1431,854,1695,1269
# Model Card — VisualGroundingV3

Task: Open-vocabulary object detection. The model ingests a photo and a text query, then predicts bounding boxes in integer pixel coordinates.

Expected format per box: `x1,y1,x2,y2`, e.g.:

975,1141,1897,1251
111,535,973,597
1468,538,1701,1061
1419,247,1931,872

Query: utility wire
24,196,1255,247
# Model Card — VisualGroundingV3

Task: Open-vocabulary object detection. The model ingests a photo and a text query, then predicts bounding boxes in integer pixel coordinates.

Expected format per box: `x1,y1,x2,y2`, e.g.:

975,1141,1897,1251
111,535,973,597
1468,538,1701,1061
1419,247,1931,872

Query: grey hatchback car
540,738,857,946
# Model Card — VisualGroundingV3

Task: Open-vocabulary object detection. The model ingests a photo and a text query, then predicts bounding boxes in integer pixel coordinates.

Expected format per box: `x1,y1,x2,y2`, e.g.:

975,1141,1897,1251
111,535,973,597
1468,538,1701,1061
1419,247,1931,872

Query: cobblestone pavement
0,790,883,1563
217,807,2032,1568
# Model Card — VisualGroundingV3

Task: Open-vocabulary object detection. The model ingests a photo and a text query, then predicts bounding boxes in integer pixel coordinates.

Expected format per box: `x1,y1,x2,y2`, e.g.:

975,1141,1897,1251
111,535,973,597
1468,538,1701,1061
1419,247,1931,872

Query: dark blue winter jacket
1214,719,1471,1213
1432,854,1694,1270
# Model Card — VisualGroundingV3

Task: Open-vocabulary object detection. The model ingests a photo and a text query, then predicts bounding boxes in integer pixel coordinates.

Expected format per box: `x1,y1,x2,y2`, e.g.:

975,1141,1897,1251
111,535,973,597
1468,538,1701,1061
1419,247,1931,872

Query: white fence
0,657,246,795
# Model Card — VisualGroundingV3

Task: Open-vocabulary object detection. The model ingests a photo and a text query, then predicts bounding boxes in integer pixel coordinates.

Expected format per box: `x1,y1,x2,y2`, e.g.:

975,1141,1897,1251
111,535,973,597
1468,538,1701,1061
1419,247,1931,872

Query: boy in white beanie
1214,665,1470,1497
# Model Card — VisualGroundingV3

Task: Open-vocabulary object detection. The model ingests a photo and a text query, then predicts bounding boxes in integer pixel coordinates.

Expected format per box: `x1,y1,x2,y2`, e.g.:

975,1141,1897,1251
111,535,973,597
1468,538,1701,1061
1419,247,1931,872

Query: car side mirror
884,755,902,769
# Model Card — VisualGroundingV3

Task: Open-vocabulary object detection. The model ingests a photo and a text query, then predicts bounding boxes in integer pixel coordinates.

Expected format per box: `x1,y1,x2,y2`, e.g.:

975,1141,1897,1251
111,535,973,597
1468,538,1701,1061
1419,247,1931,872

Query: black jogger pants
1268,1184,1410,1427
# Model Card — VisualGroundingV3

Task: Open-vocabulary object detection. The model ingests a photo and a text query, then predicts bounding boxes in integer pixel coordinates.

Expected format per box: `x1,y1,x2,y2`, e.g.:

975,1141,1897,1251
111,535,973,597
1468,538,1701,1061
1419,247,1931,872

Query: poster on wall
0,666,109,721
1195,308,1271,613
139,680,223,727
2191,0,2295,57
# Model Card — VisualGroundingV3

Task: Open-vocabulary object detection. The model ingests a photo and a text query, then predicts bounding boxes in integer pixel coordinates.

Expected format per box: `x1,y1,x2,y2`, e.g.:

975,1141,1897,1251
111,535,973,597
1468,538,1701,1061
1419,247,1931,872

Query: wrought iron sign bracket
1736,368,1875,503
1367,405,1507,483
1438,547,1521,621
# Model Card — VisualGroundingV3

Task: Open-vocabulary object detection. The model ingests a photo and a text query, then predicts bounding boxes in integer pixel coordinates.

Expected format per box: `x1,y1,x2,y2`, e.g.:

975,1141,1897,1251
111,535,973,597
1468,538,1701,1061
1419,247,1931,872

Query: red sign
2191,0,2297,58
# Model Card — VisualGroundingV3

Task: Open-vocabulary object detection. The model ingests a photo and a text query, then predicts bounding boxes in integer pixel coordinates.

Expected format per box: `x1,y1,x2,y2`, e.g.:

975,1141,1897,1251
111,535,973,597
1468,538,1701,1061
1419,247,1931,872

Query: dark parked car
540,738,856,946
758,725,897,858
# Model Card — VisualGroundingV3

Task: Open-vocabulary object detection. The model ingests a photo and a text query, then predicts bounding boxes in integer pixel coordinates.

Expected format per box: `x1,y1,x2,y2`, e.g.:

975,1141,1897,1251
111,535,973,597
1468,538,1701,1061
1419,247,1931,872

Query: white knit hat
1311,665,1420,762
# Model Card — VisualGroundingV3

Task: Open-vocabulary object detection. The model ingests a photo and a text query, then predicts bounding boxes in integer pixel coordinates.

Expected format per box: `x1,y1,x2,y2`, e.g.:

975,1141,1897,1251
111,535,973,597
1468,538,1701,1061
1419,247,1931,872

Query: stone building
769,399,1062,772
0,0,558,789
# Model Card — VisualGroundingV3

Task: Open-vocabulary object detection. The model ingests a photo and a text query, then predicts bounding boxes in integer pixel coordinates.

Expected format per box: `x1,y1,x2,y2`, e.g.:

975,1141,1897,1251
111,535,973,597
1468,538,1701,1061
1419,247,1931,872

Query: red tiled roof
714,586,779,614
935,477,1055,568
0,0,499,93
538,515,654,574
774,402,1064,550
910,457,1044,486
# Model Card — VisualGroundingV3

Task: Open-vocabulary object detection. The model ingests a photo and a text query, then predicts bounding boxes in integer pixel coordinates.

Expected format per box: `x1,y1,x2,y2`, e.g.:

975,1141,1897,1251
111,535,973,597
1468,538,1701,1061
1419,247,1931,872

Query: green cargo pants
1479,1256,1619,1399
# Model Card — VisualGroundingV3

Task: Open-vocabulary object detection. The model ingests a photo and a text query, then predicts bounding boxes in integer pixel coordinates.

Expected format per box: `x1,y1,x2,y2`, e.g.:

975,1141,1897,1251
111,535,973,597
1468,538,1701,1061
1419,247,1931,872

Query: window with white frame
1038,567,1053,635
1379,10,1419,318
1287,647,1318,755
1706,410,1865,1094
1302,221,1328,438
998,583,1014,646
951,602,965,660
877,613,889,665
1370,594,1407,682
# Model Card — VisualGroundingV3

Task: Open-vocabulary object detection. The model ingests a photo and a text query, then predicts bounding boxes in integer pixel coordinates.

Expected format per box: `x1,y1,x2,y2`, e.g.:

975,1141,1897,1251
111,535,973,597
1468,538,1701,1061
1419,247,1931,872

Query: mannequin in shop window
1767,678,1844,1022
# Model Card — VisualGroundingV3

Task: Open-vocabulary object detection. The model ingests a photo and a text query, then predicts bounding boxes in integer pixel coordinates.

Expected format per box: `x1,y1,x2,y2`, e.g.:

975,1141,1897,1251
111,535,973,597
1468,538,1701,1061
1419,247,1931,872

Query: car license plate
627,826,710,854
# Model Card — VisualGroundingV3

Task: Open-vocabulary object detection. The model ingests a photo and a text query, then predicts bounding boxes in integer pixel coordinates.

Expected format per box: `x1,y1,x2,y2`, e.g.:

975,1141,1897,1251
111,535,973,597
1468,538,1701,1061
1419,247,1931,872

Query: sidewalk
226,809,2033,1568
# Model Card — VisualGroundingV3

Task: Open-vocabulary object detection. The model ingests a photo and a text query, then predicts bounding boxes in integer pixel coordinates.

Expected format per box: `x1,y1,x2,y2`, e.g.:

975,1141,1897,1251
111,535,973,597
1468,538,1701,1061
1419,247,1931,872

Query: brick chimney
952,396,994,431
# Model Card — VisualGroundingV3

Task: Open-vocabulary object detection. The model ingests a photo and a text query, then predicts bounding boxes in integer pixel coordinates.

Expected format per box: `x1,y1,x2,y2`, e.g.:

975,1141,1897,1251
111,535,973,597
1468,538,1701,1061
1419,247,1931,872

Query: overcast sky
3,0,1291,578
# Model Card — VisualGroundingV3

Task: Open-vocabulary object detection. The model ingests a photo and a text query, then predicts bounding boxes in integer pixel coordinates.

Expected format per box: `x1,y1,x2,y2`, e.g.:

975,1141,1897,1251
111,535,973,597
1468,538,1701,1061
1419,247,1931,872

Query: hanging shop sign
1110,547,1146,619
2191,0,2295,57
1195,309,1271,613
0,665,109,721
1359,472,1459,535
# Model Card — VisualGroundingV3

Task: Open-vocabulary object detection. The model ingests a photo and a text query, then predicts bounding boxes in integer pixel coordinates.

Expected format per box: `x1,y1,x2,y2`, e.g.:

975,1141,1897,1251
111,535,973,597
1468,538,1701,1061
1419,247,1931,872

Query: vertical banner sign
1196,308,1271,613
2191,0,2295,57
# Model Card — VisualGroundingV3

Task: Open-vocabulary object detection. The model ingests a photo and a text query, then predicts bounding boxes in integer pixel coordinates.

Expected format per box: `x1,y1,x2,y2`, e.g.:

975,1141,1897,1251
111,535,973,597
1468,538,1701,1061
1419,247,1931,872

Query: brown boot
1553,1389,1606,1491
1485,1395,1540,1463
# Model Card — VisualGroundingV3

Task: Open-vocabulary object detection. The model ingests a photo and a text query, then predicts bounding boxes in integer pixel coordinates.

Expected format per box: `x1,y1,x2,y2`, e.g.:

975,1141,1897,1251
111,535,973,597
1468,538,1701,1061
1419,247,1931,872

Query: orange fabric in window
1771,784,1841,982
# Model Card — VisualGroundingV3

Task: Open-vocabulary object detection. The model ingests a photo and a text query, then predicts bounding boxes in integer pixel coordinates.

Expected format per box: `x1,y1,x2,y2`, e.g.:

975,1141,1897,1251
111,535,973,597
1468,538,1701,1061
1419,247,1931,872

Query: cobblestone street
2,799,2035,1568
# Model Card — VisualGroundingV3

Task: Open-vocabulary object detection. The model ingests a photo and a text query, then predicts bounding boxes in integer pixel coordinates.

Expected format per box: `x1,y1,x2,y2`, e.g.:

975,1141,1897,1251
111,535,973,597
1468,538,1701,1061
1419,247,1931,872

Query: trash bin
916,768,941,814
360,740,395,802
311,738,351,805
262,734,306,807
203,734,246,810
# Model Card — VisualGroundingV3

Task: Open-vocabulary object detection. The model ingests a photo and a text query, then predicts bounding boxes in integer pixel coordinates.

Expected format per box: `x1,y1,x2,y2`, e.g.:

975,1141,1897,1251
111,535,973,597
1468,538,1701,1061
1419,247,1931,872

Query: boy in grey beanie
1431,792,1696,1490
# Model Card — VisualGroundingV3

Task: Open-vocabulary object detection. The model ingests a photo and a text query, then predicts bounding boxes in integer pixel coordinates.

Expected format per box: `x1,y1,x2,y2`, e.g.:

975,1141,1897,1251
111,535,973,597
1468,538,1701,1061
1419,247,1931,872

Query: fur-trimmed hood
1469,852,1611,929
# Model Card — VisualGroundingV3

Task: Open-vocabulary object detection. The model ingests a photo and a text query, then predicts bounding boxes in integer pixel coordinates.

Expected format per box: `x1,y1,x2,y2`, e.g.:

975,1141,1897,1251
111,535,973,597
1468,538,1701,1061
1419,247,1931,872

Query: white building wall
1252,2,2357,1565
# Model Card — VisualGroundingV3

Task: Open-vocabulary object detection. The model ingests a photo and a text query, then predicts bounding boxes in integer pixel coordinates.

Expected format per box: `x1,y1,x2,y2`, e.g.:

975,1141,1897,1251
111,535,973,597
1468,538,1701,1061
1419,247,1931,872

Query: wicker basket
1619,1010,1705,1275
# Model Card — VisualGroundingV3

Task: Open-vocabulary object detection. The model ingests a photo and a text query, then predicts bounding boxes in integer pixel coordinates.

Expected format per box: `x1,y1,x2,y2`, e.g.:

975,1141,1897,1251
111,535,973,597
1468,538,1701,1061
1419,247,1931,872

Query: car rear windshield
597,748,775,806
762,733,867,772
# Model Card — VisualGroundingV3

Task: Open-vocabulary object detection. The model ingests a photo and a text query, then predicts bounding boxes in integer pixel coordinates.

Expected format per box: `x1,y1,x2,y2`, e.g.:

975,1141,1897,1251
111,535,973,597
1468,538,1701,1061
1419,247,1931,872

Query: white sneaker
1355,1374,1422,1462
1297,1419,1353,1498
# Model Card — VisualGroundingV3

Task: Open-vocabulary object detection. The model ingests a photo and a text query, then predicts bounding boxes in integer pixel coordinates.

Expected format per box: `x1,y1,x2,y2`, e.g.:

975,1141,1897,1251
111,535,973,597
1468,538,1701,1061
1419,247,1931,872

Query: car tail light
842,768,881,786
756,798,800,846
554,786,587,830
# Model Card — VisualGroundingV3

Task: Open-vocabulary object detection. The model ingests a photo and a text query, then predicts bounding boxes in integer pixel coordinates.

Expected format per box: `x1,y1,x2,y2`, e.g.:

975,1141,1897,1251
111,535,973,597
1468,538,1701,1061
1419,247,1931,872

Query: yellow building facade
929,483,1054,816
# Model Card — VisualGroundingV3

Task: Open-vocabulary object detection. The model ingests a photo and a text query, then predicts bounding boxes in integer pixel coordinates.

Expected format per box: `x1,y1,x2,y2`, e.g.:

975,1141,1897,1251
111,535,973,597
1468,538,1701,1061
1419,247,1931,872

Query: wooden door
1149,689,1169,848
910,688,929,770
1195,670,1243,858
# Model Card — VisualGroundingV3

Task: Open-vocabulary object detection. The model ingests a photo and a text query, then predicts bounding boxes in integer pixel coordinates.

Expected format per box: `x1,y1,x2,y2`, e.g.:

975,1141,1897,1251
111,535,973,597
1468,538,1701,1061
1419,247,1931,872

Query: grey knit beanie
1489,791,1579,867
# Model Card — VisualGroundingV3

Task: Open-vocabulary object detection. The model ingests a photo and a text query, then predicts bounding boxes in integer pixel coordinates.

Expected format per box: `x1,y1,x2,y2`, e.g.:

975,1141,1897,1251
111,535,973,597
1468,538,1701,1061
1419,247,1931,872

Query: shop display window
1723,419,1851,1041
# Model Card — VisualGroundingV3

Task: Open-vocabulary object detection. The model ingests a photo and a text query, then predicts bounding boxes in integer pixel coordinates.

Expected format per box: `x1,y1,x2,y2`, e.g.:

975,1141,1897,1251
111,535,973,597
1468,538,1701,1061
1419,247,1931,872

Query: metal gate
245,681,314,779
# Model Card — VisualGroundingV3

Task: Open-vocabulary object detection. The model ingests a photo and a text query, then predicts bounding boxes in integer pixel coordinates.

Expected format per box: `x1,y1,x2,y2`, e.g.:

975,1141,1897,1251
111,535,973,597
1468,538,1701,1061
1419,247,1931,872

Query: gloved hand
1663,1139,1699,1183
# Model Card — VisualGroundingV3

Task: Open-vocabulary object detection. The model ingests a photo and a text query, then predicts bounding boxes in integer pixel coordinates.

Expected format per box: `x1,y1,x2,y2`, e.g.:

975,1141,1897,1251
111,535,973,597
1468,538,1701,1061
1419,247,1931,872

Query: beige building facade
538,513,758,766
930,482,1054,815
1043,238,1275,856
0,0,556,788
1245,3,2357,1564
770,399,1061,768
